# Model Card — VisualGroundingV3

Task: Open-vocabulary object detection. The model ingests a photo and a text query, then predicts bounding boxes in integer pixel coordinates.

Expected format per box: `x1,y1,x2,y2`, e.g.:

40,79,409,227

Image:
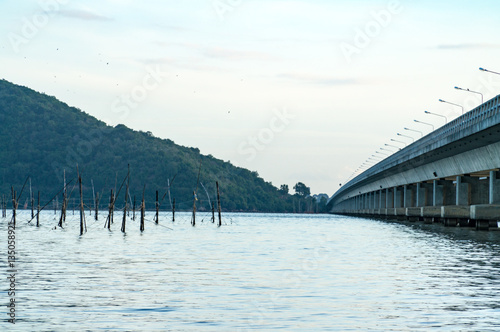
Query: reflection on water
1,211,500,331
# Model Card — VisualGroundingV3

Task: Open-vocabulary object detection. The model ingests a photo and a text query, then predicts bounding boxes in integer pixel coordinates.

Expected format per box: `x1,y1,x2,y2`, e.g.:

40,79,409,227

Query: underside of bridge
329,95,500,230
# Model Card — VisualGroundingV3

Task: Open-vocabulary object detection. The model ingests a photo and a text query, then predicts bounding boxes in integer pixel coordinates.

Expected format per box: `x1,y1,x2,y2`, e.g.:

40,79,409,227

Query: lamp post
439,99,464,114
455,86,483,104
404,127,423,137
371,154,383,159
376,151,388,156
390,139,407,146
425,110,447,124
397,133,415,142
414,119,434,131
385,143,401,151
479,67,500,76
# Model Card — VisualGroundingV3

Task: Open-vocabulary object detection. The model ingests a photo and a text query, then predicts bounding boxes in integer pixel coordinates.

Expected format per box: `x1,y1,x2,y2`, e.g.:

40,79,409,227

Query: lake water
2,210,500,331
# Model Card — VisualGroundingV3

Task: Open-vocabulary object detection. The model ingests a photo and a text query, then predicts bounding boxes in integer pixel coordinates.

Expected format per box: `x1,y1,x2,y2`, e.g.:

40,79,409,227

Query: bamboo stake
172,198,175,222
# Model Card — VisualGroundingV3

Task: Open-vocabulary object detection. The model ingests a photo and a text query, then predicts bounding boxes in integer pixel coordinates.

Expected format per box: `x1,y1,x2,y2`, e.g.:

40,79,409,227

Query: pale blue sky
2,0,500,195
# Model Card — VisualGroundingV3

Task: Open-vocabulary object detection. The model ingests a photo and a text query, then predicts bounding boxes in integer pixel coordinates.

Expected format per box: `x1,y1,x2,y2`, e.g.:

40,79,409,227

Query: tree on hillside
293,182,310,197
279,184,289,195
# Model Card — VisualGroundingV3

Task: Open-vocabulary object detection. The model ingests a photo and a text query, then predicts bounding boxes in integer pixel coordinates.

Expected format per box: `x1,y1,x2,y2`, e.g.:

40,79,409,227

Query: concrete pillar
394,187,404,208
456,176,470,206
417,182,433,207
490,171,500,204
434,179,454,206
457,176,485,205
394,187,398,208
404,185,416,208
385,188,391,208
379,189,384,209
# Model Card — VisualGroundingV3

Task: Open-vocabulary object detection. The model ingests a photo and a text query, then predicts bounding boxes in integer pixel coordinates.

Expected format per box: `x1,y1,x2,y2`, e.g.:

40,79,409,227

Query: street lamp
455,86,483,104
439,99,464,114
404,127,423,137
414,119,434,131
376,151,388,156
371,154,383,159
479,67,500,76
425,110,447,124
390,139,407,146
380,147,395,153
397,132,415,142
385,143,401,151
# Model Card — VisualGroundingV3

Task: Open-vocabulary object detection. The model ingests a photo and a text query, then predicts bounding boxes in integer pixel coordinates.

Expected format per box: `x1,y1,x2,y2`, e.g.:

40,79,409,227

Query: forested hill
0,79,298,212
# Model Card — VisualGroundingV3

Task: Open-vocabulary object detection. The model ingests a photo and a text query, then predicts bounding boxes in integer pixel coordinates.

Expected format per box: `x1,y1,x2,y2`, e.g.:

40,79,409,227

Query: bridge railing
331,94,500,203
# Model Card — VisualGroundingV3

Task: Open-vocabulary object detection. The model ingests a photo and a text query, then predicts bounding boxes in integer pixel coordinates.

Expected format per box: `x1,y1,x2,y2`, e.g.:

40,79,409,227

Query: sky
1,0,500,196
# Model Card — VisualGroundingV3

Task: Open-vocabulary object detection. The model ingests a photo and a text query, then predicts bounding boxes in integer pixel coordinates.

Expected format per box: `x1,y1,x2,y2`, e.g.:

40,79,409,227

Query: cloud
277,73,358,86
58,9,112,22
435,43,500,50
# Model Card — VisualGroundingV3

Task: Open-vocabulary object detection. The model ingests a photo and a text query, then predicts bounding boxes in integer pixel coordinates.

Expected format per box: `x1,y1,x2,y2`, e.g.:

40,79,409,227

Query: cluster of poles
2,165,223,235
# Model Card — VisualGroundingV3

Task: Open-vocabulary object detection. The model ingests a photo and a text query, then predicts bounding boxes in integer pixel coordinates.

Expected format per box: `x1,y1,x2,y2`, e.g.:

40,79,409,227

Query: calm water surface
1,210,500,331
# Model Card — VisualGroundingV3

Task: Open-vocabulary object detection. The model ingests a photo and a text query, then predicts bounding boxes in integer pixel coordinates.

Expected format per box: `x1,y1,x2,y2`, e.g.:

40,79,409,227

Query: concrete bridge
329,94,500,230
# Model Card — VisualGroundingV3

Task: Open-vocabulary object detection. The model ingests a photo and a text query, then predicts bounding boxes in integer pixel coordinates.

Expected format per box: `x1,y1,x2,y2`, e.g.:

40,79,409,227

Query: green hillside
0,79,302,212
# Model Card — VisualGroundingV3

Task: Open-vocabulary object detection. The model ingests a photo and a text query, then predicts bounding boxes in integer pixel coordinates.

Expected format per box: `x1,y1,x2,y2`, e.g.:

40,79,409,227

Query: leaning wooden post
216,181,222,227
172,198,175,222
155,190,159,224
36,191,40,227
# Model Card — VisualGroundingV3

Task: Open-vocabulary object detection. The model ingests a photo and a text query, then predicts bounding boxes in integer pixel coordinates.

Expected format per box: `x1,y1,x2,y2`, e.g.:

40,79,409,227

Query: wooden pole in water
155,190,159,224
95,192,99,221
216,181,222,227
106,189,114,230
192,191,196,226
172,198,175,222
212,203,215,223
121,165,130,233
11,187,17,227
36,191,40,227
78,174,86,236
140,185,145,232
31,192,34,219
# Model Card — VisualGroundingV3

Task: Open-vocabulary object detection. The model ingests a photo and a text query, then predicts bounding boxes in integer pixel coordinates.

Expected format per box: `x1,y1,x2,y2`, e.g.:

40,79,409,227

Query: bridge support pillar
386,188,393,208
417,182,433,207
394,187,404,208
433,179,454,206
456,176,471,206
404,185,416,208
489,171,500,204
